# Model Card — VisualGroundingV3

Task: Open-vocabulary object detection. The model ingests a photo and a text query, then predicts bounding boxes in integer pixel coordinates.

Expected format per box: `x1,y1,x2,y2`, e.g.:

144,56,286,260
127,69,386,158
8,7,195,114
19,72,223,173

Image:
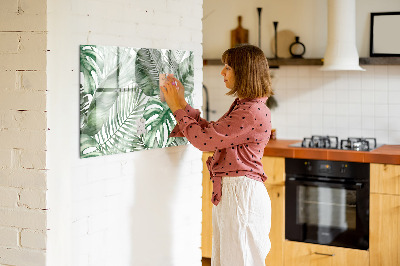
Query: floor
202,257,211,266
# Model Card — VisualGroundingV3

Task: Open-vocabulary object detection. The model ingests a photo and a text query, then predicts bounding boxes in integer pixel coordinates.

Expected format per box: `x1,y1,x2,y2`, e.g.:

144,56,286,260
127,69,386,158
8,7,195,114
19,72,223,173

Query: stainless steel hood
320,0,365,71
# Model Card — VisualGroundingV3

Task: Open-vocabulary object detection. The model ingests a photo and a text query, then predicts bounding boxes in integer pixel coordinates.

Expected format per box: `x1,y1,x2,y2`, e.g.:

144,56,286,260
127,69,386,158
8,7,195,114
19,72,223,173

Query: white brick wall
0,0,46,32
0,247,46,266
0,227,19,247
21,229,47,250
0,0,48,265
0,187,19,208
46,1,203,266
2,0,204,265
0,208,46,230
0,169,47,189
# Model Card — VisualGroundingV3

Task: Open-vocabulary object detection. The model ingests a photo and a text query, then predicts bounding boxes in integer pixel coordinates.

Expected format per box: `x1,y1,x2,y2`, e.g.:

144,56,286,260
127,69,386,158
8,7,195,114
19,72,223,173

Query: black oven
285,158,369,250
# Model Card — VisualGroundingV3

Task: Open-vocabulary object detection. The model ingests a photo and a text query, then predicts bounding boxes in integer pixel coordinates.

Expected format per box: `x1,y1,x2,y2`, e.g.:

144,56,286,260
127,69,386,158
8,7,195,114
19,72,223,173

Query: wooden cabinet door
262,157,285,265
264,184,284,266
370,163,400,195
284,241,369,266
262,156,285,186
202,152,213,258
370,193,400,266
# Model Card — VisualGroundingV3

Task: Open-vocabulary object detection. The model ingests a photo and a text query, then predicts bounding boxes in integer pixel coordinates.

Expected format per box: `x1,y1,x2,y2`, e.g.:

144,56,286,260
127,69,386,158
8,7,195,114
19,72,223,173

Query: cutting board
231,16,249,48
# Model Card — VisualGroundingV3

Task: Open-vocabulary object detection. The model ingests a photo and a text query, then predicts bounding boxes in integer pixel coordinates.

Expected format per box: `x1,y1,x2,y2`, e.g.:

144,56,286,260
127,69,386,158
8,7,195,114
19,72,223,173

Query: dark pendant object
273,21,279,58
289,36,306,58
257,8,262,48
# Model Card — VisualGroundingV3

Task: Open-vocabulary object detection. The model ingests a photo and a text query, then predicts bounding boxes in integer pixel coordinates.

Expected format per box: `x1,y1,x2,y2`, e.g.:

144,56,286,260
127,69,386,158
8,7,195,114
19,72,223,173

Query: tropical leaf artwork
79,45,194,158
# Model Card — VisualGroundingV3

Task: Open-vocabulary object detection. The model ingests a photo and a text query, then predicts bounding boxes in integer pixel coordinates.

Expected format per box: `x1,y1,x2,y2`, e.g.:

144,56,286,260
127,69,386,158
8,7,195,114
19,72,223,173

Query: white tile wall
203,65,400,144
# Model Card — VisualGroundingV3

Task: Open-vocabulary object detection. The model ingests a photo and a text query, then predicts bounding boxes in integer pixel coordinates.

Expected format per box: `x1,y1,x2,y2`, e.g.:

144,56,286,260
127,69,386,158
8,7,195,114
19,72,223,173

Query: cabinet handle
314,252,335,257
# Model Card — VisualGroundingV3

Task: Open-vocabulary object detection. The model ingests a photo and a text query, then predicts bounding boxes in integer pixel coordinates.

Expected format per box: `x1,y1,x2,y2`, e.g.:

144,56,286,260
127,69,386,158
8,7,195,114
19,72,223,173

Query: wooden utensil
231,16,249,48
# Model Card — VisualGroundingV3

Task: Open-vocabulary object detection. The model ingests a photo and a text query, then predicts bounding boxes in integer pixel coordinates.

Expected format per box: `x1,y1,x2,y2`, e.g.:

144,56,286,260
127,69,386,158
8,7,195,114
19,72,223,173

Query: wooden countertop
263,139,400,165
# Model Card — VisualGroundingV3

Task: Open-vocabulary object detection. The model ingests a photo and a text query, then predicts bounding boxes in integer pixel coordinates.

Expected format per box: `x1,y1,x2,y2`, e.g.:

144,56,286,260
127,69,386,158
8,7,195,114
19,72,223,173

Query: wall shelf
203,57,400,67
359,57,400,65
203,58,323,67
268,58,323,67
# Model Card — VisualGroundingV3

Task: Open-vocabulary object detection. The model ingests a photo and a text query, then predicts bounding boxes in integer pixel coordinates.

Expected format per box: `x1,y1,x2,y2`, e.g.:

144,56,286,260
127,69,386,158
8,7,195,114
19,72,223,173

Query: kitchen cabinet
201,153,286,266
261,156,285,266
202,156,400,265
264,184,285,266
261,156,285,186
284,241,369,266
370,163,400,266
370,163,400,195
202,152,213,258
370,193,400,266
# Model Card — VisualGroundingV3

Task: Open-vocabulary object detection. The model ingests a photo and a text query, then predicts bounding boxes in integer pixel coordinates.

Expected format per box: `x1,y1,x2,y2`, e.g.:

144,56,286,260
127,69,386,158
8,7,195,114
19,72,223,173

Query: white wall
204,64,400,145
203,0,400,58
271,65,400,144
204,0,326,59
46,0,203,265
203,0,400,145
0,0,48,265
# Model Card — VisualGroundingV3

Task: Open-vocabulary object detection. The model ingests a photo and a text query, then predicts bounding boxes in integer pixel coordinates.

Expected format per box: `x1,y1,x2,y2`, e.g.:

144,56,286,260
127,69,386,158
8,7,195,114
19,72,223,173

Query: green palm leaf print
143,98,176,149
94,85,147,155
79,45,193,158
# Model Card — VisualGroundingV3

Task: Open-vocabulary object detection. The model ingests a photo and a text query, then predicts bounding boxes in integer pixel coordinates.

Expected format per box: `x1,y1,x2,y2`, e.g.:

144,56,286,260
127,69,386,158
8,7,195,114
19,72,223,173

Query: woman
161,44,273,266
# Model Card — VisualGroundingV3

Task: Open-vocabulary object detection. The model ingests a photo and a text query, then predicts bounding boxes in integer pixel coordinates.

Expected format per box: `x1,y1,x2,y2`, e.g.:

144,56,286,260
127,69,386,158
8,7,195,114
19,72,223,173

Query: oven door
285,177,369,250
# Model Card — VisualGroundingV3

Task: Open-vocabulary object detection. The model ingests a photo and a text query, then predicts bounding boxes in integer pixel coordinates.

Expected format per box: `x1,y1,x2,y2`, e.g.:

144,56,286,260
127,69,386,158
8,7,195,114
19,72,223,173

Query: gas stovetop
289,135,382,151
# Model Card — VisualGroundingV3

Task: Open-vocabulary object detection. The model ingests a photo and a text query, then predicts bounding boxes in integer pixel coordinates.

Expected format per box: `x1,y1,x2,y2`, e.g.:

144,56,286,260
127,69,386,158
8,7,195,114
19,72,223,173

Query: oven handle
286,177,364,189
314,252,335,257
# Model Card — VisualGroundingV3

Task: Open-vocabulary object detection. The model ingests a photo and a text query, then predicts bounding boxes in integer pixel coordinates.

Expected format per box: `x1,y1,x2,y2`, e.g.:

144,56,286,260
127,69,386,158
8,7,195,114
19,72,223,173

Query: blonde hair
221,44,273,99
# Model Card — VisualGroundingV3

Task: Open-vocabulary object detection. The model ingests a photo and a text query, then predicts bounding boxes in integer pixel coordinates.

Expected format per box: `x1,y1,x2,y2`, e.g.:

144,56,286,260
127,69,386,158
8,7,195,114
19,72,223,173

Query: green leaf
135,48,162,97
143,98,177,149
171,136,188,146
80,134,103,158
163,49,183,76
80,46,139,136
81,89,119,136
96,46,137,91
80,45,102,95
94,85,148,154
178,51,194,97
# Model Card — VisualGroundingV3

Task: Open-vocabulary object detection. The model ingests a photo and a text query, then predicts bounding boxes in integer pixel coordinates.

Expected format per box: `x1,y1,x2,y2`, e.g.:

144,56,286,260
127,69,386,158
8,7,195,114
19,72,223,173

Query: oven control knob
340,164,347,174
304,162,312,171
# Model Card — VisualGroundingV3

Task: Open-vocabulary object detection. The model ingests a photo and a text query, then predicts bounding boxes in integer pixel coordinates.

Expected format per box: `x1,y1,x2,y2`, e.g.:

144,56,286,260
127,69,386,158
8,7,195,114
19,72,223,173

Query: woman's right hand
167,75,187,108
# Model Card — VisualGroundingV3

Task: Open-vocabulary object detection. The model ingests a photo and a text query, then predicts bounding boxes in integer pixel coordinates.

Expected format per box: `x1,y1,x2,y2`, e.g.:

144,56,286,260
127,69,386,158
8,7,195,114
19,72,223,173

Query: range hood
320,0,365,71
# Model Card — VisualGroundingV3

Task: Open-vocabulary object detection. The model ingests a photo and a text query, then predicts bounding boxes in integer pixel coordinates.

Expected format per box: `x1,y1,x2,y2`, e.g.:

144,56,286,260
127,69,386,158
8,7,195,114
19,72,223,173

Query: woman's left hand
160,76,185,113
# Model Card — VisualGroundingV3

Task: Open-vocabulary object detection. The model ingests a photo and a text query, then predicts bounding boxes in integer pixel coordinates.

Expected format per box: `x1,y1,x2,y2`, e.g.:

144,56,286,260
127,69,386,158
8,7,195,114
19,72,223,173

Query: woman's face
220,64,235,89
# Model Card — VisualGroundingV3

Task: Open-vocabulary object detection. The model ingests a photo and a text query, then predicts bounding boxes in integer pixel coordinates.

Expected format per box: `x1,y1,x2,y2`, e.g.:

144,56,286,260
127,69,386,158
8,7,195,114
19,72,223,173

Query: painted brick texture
0,0,47,265
46,0,203,265
21,229,47,249
0,187,19,208
0,227,19,247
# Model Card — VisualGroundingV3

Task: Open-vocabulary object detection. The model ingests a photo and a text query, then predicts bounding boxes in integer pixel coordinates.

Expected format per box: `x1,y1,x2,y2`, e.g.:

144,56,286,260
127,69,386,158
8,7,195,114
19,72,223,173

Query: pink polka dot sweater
169,97,272,206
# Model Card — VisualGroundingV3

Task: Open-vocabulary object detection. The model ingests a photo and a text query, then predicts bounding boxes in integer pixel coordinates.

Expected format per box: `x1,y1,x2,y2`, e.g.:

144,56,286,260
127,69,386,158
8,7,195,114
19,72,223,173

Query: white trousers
212,176,271,266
